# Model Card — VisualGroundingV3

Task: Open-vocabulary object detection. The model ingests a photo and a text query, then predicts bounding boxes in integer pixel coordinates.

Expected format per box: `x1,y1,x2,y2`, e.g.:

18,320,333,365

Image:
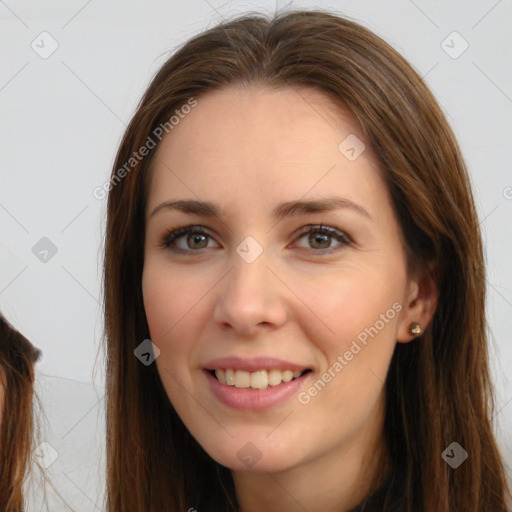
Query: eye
160,225,219,253
159,223,352,254
292,224,352,252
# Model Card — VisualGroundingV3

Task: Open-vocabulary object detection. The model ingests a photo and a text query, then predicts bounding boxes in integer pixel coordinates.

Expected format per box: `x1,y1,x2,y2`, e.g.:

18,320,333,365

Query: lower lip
204,370,310,411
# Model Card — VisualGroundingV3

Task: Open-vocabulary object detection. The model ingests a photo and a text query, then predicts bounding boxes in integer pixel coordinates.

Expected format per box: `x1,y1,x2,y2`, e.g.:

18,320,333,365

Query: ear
397,261,439,343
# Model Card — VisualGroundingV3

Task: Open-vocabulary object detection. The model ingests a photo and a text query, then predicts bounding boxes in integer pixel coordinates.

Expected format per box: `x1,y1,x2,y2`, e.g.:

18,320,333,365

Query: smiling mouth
209,368,312,390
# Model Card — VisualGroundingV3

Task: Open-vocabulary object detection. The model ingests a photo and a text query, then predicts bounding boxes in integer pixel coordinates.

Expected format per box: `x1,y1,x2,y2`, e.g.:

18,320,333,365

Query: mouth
202,356,314,410
204,366,313,411
207,368,312,390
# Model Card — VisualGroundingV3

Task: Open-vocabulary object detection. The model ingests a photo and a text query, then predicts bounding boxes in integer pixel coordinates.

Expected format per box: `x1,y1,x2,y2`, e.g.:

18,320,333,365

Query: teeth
234,370,250,388
250,370,268,389
268,369,282,386
213,368,305,389
282,370,293,383
225,369,235,386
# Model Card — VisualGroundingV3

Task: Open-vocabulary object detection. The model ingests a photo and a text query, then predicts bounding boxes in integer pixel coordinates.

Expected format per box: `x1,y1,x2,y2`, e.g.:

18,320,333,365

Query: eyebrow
149,196,372,222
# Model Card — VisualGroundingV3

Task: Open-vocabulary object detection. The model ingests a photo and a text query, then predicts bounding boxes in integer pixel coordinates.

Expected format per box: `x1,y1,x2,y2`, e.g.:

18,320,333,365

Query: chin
199,435,304,474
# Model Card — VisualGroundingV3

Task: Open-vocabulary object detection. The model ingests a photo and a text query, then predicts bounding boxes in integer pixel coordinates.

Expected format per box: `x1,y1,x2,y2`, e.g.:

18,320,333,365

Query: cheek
288,264,404,417
142,270,176,341
291,272,401,431
142,260,210,343
142,261,215,392
142,265,189,380
291,264,404,354
142,267,194,419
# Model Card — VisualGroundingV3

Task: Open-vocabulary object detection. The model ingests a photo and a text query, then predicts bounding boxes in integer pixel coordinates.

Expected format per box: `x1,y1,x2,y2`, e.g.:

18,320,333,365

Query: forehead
147,85,387,215
154,85,367,161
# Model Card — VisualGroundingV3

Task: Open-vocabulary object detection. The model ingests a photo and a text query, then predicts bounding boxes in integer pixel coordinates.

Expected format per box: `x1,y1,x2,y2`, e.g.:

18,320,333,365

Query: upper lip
203,356,311,372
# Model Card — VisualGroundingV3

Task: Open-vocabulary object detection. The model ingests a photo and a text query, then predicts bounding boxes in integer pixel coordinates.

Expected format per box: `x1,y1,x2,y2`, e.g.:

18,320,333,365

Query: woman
103,9,511,511
0,314,41,511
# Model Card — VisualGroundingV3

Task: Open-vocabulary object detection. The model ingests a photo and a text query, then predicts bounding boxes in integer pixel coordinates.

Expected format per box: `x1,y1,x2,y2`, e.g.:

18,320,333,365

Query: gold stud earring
409,322,422,335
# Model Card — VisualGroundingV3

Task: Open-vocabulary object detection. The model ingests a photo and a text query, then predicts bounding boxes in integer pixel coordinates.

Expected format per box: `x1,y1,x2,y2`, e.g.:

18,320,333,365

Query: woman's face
142,85,433,474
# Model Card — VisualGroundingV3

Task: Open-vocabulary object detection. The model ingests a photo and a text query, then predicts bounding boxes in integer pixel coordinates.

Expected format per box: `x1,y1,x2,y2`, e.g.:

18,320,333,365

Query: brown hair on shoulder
0,314,39,512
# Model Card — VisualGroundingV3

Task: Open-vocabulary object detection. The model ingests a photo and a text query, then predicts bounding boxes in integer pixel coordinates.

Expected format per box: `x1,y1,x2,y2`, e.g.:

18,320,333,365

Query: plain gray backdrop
1,1,511,510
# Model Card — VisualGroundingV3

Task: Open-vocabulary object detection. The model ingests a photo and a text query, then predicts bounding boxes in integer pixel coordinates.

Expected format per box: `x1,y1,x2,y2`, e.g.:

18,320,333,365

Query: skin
142,85,438,512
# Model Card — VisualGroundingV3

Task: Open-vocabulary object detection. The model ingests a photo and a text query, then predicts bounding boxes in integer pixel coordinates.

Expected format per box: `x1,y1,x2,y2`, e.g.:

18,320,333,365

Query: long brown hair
103,9,511,511
0,314,40,511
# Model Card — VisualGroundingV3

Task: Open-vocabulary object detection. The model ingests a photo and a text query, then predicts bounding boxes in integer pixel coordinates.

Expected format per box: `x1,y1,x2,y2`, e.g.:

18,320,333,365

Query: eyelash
159,223,352,255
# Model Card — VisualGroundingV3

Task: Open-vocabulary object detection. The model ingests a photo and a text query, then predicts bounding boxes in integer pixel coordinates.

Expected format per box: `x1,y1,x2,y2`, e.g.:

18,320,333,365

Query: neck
232,407,390,512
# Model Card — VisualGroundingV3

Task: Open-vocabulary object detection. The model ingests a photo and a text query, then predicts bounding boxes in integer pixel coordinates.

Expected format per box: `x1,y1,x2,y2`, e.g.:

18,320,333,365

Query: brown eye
186,232,208,249
161,225,219,253
294,225,351,252
308,231,331,249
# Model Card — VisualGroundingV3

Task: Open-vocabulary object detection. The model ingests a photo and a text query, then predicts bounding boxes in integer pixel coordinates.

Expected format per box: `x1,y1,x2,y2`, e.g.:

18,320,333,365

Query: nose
212,246,288,339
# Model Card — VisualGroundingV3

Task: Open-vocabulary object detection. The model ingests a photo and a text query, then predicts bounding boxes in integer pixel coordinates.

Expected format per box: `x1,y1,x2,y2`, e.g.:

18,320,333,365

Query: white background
1,1,511,510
